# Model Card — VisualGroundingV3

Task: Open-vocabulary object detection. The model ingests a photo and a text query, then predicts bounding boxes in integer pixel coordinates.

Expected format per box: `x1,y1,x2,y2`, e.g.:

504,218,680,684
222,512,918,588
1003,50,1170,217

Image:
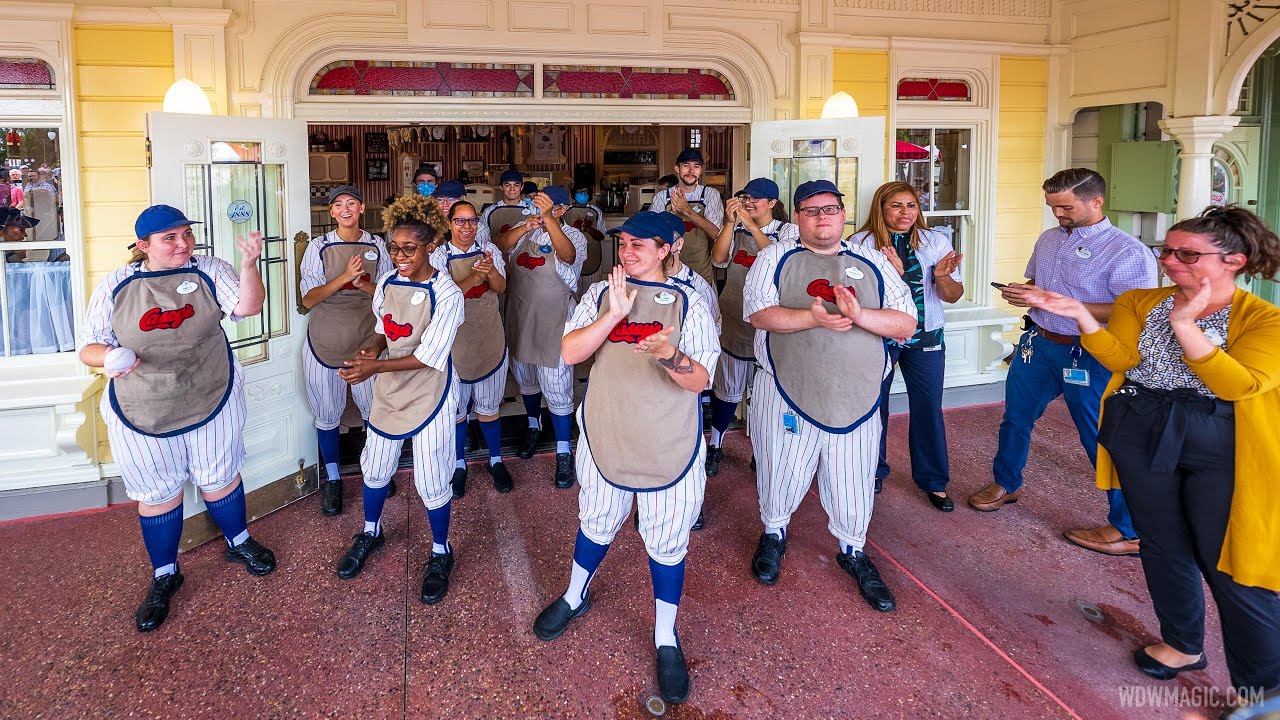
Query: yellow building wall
832,50,890,118
73,25,174,464
995,56,1049,295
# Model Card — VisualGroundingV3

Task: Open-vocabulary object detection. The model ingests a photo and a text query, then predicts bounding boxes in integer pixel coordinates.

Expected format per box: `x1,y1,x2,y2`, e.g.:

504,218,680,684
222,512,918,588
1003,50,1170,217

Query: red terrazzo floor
0,400,1233,719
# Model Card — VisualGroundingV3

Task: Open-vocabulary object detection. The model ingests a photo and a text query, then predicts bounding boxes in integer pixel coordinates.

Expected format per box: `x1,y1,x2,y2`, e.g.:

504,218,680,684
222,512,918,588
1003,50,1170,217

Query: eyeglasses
386,244,423,256
796,204,843,217
1152,246,1232,264
452,218,480,227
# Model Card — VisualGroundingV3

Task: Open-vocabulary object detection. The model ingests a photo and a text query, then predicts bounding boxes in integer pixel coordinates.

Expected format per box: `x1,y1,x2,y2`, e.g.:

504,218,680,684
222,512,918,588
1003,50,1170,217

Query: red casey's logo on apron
382,314,413,341
464,282,490,299
139,304,195,331
806,279,855,304
516,252,546,270
608,320,663,344
732,249,756,268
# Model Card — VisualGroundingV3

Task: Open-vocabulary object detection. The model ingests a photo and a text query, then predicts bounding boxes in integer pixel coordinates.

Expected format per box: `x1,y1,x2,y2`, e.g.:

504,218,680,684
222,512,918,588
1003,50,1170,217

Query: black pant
1101,385,1280,692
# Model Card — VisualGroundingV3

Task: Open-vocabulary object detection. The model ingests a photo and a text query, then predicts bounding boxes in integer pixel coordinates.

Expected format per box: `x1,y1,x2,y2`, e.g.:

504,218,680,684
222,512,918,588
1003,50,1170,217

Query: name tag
782,412,799,435
175,281,198,295
1063,368,1090,386
364,250,378,261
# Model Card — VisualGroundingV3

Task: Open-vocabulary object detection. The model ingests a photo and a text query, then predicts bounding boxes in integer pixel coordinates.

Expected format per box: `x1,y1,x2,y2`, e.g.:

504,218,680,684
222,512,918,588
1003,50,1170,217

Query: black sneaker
420,551,455,604
837,550,896,612
489,462,514,493
656,638,690,704
134,570,184,632
451,467,467,499
750,533,786,585
533,593,591,641
225,537,277,576
554,453,576,489
704,446,723,477
336,531,385,579
321,480,342,516
518,425,541,459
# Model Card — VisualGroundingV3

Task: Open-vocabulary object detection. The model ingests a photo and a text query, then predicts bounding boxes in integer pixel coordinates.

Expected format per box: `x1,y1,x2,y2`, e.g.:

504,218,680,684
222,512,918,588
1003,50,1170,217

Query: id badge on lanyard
1063,344,1090,386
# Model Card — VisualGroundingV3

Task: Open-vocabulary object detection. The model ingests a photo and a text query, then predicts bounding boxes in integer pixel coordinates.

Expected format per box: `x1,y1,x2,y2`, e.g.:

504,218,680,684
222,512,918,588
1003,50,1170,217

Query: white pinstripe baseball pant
103,364,247,506
712,354,756,404
304,344,375,431
748,370,881,553
574,407,707,565
361,394,458,511
511,359,575,415
454,354,509,421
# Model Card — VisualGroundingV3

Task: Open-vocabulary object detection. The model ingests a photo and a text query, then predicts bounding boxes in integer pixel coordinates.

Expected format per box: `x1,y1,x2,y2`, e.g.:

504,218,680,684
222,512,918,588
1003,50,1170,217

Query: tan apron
485,205,529,245
718,227,775,361
505,234,571,368
675,188,715,286
109,265,233,437
582,280,701,491
307,235,382,368
766,247,887,433
445,246,507,382
367,276,452,439
564,205,604,278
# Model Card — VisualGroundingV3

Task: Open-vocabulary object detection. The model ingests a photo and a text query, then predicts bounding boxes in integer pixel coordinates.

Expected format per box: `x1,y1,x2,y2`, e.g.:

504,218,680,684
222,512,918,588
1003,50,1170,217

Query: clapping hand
880,245,905,276
472,251,495,279
1023,289,1089,322
933,251,962,278
833,285,861,324
236,230,263,269
605,265,637,321
636,326,676,358
810,295,853,332
668,189,692,219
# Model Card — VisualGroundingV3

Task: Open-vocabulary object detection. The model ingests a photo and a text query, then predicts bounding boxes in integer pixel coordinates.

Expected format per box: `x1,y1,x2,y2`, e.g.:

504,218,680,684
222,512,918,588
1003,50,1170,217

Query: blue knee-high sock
649,557,686,647
563,530,610,607
709,397,738,440
426,502,451,554
205,483,249,547
139,506,183,577
550,412,572,454
454,420,468,462
522,393,543,428
479,419,503,462
318,427,341,482
362,481,391,536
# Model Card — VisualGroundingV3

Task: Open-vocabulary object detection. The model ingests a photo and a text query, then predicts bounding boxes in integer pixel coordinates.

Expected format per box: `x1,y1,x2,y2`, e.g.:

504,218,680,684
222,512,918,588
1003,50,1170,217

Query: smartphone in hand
990,281,1009,289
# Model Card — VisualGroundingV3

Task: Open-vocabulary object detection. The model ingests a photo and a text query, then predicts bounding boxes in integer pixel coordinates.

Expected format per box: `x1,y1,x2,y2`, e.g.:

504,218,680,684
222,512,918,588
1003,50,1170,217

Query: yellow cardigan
1081,287,1280,591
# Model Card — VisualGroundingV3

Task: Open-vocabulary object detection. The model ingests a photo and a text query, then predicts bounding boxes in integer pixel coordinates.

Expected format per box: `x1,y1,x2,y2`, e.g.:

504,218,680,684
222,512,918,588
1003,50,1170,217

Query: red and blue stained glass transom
542,66,734,100
896,78,971,102
310,61,535,97
0,59,54,90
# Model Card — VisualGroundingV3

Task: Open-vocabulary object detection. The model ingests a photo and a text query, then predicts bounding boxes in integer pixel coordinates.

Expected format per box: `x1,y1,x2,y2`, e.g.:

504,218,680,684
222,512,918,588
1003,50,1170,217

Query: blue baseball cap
134,204,201,240
792,179,843,208
675,148,704,165
657,212,686,241
500,170,523,185
609,211,677,244
541,185,570,207
326,184,362,204
432,180,466,199
736,178,780,200
0,206,37,229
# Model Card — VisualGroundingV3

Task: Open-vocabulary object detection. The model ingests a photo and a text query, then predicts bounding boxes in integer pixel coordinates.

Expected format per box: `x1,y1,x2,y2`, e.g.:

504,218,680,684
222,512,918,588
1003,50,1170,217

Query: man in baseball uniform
744,180,917,613
493,185,588,489
648,148,724,286
481,169,528,239
300,185,394,516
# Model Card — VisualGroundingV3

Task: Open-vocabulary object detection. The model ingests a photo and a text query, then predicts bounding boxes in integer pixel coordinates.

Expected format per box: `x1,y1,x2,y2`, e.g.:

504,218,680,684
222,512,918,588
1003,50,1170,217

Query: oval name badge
176,280,199,295
410,290,427,306
654,291,676,305
539,244,553,254
844,266,865,280
363,250,378,261
1075,246,1092,259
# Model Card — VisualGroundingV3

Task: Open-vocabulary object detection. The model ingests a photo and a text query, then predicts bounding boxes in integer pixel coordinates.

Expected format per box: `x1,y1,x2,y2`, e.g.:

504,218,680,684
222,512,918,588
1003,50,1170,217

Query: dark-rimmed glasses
796,204,843,217
1152,246,1232,264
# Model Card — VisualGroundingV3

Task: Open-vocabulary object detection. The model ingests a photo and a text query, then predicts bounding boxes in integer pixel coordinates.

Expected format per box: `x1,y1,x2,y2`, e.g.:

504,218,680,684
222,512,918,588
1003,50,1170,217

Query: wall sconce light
163,78,212,115
820,91,860,119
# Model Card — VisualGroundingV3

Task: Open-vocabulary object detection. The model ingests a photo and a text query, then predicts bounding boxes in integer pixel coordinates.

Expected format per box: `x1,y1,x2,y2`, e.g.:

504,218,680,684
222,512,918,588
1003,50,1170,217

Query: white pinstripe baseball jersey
649,186,725,230
514,223,590,293
299,230,393,296
371,269,465,371
711,220,799,269
669,264,722,334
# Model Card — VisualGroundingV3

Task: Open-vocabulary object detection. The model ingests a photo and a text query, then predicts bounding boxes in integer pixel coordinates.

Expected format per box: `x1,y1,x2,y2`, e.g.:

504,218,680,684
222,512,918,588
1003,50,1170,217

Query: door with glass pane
895,127,974,297
749,118,886,228
145,113,316,534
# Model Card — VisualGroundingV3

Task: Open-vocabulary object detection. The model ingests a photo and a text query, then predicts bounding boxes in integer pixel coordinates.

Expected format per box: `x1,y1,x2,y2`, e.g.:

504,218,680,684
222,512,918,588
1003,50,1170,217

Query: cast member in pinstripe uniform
744,181,917,613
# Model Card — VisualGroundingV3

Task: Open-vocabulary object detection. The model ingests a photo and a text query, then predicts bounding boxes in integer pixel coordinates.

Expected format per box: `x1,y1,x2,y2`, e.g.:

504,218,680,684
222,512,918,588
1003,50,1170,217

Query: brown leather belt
1036,327,1079,346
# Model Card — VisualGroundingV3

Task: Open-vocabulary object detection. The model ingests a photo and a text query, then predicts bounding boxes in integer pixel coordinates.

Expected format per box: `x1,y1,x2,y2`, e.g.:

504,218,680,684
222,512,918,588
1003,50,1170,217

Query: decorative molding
1225,1,1280,57
183,138,204,160
542,65,735,100
310,60,535,98
832,0,1049,17
268,141,287,160
72,6,231,25
292,99,753,125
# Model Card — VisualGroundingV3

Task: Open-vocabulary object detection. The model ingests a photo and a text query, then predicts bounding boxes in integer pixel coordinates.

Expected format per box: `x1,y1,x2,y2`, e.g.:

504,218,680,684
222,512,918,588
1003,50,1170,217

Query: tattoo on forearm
657,348,694,374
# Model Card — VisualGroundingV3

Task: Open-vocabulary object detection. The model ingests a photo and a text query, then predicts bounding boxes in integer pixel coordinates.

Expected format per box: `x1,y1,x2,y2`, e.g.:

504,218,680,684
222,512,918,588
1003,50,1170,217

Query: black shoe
489,461,514,493
321,480,342,516
837,550,895,612
134,571,184,632
751,533,786,585
874,476,884,494
633,508,640,531
926,491,954,512
533,594,591,641
692,511,705,530
656,639,691,704
750,455,756,472
705,446,723,477
336,531,385,579
225,537,277,576
386,478,397,499
555,453,576,489
451,467,468,499
420,551,455,605
1134,647,1208,680
519,425,541,459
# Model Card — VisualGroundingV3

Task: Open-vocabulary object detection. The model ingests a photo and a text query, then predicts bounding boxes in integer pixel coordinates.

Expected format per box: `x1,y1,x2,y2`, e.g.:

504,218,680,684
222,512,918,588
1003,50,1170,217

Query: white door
145,112,316,531
750,118,886,227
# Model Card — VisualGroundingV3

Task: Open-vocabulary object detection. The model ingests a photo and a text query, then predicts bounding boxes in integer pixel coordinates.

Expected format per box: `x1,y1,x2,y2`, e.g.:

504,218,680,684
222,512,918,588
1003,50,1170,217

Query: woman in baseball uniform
430,200,511,497
533,211,719,705
77,205,277,632
851,181,964,510
706,178,799,479
332,196,465,606
300,185,393,516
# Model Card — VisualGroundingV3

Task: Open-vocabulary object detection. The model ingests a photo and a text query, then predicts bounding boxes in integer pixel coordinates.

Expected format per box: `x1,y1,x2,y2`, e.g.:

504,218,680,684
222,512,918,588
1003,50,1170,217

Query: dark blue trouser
992,329,1136,539
876,343,949,493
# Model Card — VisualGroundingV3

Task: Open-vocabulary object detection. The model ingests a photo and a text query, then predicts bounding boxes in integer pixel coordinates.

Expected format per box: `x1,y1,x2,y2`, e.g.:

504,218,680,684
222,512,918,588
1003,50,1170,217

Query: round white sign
227,200,253,224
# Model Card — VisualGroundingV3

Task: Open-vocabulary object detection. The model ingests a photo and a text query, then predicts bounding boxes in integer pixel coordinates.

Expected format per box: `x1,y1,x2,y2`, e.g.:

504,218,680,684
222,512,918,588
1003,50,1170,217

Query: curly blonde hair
382,194,450,243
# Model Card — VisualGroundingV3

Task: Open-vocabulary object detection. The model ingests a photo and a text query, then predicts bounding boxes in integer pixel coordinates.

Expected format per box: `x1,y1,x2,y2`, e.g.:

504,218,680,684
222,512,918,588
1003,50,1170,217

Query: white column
1159,115,1241,220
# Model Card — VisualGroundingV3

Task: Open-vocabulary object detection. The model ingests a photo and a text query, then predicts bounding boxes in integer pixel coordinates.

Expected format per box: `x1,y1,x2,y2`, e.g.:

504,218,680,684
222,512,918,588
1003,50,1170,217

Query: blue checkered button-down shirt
1025,217,1157,335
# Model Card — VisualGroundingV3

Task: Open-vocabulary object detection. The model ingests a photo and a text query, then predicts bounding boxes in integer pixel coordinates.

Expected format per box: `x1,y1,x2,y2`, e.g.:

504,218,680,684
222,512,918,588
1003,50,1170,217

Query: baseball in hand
104,347,137,373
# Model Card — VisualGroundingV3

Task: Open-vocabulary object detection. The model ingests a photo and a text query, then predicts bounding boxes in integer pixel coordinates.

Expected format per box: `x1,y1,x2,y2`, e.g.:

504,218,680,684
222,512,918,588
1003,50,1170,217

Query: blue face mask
416,182,436,197
574,191,590,205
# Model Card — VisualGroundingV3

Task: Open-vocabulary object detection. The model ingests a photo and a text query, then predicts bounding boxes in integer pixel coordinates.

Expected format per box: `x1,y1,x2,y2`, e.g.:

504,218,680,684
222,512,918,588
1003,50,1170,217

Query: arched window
0,58,55,90
896,78,971,102
1210,147,1242,206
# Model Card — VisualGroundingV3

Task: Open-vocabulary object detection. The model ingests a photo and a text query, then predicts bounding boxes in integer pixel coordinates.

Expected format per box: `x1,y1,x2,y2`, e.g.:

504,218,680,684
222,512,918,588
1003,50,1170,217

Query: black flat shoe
751,533,786,585
874,476,884,494
420,551,455,605
691,510,705,530
704,446,723,477
321,480,342,516
926,492,954,512
135,571,184,632
451,467,467,499
554,453,576,489
533,593,591,641
837,550,895,612
656,638,690,704
225,537,276,576
1134,647,1207,680
518,426,541,459
489,461,514,493
336,531,385,579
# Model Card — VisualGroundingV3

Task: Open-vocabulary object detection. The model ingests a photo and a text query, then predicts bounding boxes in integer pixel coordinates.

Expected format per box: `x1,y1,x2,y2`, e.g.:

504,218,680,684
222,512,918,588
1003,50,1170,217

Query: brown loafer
1064,525,1140,556
968,483,1022,512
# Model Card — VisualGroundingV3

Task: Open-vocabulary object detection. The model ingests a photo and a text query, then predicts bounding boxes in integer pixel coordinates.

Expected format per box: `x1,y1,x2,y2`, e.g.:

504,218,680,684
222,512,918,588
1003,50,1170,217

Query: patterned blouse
1124,296,1231,397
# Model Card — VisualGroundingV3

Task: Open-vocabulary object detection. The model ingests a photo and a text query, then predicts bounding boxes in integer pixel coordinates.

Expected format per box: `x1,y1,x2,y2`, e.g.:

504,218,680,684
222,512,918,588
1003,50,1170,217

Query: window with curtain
1,126,73,357
895,127,975,298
